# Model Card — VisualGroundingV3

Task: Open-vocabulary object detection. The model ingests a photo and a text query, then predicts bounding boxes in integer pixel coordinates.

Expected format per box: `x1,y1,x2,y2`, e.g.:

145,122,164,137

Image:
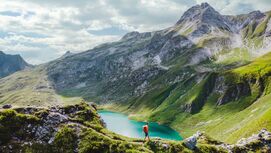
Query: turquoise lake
98,110,183,141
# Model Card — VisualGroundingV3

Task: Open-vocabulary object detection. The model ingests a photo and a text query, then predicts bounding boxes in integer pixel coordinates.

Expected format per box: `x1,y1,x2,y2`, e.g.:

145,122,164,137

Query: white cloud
0,0,270,64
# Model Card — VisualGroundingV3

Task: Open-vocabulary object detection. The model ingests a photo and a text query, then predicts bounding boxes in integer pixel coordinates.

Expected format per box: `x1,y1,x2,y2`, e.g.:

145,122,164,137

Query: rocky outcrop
225,11,266,31
218,129,271,152
1,103,271,153
1,103,193,153
59,51,74,59
0,103,102,152
180,73,217,114
184,131,201,150
217,82,251,105
184,129,271,152
2,104,12,109
0,103,225,153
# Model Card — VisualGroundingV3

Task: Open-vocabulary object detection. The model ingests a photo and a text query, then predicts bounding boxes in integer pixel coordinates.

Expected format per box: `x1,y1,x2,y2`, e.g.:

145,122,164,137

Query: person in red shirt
143,123,150,141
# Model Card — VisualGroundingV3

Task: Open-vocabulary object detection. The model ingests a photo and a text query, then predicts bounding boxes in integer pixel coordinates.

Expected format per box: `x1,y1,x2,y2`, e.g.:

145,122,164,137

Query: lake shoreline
98,104,183,135
98,110,183,141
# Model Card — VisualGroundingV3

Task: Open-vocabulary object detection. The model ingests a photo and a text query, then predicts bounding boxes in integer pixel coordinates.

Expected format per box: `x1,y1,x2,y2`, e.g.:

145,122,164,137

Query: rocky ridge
0,51,31,78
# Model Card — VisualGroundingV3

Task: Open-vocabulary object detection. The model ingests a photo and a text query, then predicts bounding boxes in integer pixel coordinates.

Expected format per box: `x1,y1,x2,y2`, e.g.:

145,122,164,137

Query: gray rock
45,112,68,125
2,104,12,109
89,102,98,110
184,131,201,150
162,144,170,149
48,137,54,144
184,135,197,150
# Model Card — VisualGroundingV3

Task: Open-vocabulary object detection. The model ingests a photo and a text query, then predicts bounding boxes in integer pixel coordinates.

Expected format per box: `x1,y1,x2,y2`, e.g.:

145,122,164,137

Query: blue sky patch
0,11,21,17
0,31,9,38
24,11,35,19
20,32,49,38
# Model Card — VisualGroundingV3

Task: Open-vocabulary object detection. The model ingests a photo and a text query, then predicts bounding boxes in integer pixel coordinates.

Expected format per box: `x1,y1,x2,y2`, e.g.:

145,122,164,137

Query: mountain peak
64,51,72,55
121,31,140,40
248,10,265,20
60,51,73,59
176,3,218,24
0,51,30,78
175,3,233,32
200,2,212,8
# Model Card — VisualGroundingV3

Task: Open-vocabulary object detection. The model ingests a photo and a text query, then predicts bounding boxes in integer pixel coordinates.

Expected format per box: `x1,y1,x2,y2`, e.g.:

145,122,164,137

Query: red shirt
143,125,149,133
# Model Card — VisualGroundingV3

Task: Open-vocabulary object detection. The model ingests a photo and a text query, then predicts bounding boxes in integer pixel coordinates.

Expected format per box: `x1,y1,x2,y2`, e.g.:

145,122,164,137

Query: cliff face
0,51,31,78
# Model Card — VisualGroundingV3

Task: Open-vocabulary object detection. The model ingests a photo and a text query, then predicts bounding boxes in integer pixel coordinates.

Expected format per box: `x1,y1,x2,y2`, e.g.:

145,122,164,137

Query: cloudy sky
0,0,270,64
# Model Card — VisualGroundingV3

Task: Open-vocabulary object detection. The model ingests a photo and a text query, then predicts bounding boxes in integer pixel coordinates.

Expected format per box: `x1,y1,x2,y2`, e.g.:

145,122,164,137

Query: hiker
143,123,150,141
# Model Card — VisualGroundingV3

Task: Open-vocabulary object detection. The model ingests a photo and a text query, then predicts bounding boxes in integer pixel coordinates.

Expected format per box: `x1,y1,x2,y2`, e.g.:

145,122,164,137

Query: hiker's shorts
145,132,149,137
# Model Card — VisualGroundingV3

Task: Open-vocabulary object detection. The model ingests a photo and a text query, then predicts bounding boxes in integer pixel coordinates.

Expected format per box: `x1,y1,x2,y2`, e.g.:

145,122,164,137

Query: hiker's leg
144,133,148,141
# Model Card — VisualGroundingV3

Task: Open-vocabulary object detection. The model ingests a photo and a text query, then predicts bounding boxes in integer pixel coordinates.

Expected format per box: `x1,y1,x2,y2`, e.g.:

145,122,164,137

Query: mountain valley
1,3,271,151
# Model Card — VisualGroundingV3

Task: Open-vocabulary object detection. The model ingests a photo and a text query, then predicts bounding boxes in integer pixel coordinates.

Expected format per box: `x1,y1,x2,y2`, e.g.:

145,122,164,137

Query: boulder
2,104,12,109
162,144,170,149
89,102,98,110
184,131,202,150
184,135,197,150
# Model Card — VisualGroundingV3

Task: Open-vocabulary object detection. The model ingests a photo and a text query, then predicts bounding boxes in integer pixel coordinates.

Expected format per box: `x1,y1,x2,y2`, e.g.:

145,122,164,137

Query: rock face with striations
0,51,31,78
176,3,233,34
45,3,271,106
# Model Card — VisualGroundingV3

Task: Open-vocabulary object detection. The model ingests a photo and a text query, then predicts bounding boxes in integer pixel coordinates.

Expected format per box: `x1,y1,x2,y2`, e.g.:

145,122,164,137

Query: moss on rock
53,126,78,153
0,109,40,144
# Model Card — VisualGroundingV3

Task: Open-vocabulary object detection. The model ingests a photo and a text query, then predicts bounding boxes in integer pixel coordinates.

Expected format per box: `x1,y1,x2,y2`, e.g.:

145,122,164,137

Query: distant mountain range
0,2,271,143
0,51,31,78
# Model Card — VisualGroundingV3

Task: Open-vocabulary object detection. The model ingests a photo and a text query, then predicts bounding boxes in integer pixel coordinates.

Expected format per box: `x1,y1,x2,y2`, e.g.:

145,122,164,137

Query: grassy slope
103,52,271,143
172,52,271,143
0,66,82,107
